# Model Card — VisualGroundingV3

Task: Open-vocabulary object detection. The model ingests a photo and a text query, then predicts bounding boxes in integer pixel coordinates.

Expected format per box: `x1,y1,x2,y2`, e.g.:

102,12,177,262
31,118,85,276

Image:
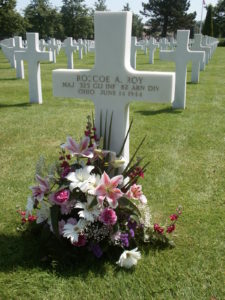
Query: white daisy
116,248,141,269
75,195,100,222
66,166,94,192
62,219,87,243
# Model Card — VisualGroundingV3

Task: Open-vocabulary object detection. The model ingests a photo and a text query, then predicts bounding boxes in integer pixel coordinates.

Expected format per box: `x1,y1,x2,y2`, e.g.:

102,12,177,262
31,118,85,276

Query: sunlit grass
0,47,224,299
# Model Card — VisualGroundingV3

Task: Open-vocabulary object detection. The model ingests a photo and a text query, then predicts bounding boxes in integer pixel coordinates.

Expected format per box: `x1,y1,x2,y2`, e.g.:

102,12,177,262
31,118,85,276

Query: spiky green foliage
202,4,214,36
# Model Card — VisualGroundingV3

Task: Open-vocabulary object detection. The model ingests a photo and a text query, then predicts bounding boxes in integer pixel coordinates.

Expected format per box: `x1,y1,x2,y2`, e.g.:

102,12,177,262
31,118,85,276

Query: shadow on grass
0,102,30,108
0,230,170,277
0,77,18,81
135,107,183,116
187,81,198,85
0,232,109,277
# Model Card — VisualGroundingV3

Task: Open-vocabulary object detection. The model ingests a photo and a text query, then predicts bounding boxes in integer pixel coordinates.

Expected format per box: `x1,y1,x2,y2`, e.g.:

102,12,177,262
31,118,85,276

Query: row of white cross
0,36,93,103
0,12,219,164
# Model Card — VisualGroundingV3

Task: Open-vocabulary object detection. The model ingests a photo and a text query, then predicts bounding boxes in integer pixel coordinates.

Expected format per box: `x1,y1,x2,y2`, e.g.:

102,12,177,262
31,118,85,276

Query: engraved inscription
62,75,159,98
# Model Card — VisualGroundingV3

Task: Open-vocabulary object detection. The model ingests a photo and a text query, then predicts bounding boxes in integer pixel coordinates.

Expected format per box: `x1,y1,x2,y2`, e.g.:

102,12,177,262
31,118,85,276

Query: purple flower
127,219,137,231
91,243,103,258
120,233,129,248
129,229,135,238
60,199,76,215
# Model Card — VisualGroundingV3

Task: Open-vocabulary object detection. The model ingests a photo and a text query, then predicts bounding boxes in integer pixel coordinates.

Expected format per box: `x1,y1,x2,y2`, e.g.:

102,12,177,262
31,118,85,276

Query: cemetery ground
0,47,224,300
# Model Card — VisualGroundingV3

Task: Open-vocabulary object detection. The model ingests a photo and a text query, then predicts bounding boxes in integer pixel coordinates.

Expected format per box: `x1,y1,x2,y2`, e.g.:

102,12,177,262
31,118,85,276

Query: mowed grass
0,47,225,300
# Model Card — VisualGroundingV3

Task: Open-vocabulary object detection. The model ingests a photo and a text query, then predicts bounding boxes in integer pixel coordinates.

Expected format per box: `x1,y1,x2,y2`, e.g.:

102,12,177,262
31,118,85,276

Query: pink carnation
49,189,70,205
99,207,117,226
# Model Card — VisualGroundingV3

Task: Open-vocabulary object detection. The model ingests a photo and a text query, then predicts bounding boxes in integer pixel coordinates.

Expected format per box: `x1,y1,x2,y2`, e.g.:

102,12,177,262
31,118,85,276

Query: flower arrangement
18,115,181,268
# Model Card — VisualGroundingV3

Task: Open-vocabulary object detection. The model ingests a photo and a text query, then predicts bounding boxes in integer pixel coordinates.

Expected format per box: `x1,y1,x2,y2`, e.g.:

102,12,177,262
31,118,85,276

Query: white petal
140,195,147,204
69,182,79,191
66,172,77,182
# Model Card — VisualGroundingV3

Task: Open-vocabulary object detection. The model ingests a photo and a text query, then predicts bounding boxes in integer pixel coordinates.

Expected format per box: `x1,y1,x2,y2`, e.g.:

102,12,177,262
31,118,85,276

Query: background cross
15,33,53,104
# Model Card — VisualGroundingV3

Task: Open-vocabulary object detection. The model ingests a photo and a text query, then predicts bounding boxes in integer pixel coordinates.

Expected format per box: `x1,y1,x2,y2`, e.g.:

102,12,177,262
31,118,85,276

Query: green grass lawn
0,47,224,300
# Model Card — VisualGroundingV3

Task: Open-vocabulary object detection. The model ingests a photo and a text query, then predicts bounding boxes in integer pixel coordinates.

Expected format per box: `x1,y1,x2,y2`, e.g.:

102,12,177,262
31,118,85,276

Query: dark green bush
218,38,225,46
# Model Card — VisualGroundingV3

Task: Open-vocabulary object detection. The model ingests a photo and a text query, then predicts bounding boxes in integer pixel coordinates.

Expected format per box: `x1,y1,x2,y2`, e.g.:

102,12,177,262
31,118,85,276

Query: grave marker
14,36,25,79
202,36,212,59
192,34,210,70
47,38,57,63
130,37,142,69
2,38,16,68
39,39,47,51
159,38,169,50
78,39,84,60
169,37,176,49
15,33,53,104
62,37,77,69
147,37,159,64
160,30,204,108
53,12,175,164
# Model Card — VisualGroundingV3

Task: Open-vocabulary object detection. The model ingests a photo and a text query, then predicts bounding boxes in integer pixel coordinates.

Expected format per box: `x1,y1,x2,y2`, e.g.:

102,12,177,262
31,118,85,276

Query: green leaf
118,197,141,217
107,111,113,150
50,205,60,238
118,118,133,157
88,197,98,209
122,136,146,176
103,111,108,150
100,110,103,138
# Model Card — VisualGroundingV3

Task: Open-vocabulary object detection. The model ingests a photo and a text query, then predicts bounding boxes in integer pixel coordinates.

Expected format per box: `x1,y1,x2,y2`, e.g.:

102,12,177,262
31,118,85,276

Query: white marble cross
147,37,159,64
39,39,47,52
83,40,88,55
53,12,175,163
56,40,61,55
192,34,210,70
78,39,84,60
47,38,58,63
202,36,213,59
62,37,77,69
169,37,177,50
14,36,25,79
143,39,148,55
2,38,16,68
15,33,53,104
160,30,204,109
209,37,219,54
130,37,142,69
159,38,169,50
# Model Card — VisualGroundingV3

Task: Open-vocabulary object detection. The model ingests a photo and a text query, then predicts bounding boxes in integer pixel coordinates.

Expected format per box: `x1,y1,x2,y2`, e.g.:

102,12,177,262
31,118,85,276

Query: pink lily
126,184,147,204
62,136,94,158
95,172,123,208
30,175,50,202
